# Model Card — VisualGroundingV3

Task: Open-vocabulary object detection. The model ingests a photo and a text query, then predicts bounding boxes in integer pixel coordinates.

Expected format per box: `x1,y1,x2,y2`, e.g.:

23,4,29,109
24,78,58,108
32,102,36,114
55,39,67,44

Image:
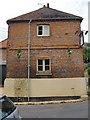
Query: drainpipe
79,30,88,46
28,19,32,102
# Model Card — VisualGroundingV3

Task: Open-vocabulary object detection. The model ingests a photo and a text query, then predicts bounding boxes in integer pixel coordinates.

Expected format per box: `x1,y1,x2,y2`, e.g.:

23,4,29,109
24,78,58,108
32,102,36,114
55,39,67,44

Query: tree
83,43,90,63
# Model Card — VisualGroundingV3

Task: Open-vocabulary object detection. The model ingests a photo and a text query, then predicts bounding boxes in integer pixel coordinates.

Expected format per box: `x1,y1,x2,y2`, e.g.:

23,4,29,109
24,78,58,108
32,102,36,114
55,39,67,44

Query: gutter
7,17,83,24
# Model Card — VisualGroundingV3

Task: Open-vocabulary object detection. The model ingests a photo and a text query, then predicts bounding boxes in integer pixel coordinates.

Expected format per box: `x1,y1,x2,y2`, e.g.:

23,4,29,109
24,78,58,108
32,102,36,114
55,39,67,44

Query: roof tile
7,5,83,23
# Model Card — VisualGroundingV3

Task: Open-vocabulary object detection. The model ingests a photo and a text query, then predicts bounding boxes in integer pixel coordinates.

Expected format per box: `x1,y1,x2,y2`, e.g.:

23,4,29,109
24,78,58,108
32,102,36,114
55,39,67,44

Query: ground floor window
36,59,52,76
37,59,50,72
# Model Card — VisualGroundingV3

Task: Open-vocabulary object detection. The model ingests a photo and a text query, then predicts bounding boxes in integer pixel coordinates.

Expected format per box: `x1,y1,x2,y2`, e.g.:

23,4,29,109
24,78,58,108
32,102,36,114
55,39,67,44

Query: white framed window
37,59,51,72
37,25,50,36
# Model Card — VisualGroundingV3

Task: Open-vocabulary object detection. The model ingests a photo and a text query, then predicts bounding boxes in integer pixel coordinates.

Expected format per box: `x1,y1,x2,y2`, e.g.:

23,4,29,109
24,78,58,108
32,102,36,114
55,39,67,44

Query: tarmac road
18,101,88,118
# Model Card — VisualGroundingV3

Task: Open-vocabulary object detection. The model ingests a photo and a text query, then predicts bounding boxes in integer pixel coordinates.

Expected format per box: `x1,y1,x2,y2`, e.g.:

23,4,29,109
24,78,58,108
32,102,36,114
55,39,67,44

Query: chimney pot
43,5,46,7
47,3,49,8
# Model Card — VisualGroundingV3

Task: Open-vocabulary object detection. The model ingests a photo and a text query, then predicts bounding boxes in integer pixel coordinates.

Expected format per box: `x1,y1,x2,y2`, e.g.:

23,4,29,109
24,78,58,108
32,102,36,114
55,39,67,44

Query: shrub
88,67,90,75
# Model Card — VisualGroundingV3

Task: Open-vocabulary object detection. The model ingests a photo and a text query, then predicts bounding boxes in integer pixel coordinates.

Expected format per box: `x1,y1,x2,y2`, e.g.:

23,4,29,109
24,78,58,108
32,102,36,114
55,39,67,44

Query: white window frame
37,59,51,72
37,25,50,36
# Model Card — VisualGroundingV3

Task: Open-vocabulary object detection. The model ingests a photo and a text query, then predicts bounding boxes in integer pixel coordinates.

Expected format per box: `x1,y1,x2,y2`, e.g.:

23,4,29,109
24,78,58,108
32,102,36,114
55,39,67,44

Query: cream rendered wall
4,78,87,97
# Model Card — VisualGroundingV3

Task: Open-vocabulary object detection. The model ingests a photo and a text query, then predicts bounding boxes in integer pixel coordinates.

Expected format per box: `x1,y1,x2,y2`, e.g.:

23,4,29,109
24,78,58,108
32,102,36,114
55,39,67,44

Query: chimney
47,3,49,8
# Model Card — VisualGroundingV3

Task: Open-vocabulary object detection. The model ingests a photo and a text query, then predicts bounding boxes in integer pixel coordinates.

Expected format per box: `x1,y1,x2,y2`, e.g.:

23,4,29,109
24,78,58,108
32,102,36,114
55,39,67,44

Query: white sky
0,0,89,41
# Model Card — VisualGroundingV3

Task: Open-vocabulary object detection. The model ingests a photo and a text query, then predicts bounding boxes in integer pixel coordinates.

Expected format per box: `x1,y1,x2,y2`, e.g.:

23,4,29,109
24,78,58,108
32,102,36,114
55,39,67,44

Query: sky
0,0,89,42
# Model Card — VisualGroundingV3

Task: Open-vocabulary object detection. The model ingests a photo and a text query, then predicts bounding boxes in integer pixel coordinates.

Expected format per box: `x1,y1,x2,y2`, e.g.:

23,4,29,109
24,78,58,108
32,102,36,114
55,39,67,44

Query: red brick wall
30,48,84,78
6,20,84,78
31,21,80,47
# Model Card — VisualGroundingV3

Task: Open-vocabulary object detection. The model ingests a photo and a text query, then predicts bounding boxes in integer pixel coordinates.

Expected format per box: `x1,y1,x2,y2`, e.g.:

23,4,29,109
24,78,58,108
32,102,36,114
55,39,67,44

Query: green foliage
88,67,90,75
67,48,72,57
83,43,90,63
86,43,90,47
17,48,21,58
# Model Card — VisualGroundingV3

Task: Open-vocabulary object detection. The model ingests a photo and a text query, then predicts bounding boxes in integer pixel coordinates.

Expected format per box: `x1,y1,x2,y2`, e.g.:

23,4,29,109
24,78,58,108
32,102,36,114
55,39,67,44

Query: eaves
7,17,83,24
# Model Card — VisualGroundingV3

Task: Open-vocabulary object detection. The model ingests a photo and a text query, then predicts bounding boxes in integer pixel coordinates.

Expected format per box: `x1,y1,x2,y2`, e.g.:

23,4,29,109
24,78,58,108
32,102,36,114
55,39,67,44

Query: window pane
45,59,49,65
38,66,43,71
45,66,49,71
38,26,42,35
38,59,43,71
44,25,49,35
38,60,43,65
39,26,42,30
38,31,42,35
45,59,50,71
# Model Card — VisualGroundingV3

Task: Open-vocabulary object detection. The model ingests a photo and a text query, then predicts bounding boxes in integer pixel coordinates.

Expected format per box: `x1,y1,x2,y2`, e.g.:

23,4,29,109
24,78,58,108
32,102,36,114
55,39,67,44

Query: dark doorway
0,65,6,86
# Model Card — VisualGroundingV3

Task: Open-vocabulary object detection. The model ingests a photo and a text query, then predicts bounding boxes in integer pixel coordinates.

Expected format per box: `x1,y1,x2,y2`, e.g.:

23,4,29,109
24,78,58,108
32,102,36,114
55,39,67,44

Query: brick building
6,4,84,78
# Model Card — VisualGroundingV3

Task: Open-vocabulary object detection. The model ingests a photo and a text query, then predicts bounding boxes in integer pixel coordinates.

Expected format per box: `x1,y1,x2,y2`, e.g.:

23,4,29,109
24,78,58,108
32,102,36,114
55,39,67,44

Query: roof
0,39,7,49
7,3,83,24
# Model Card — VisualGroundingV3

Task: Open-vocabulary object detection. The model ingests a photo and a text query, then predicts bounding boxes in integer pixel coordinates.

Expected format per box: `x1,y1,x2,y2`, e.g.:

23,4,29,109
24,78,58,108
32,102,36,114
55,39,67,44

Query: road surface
18,101,88,118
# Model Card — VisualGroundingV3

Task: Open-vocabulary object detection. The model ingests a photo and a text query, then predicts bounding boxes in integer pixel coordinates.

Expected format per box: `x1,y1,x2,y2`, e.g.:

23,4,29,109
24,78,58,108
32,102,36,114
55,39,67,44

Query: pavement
14,98,86,105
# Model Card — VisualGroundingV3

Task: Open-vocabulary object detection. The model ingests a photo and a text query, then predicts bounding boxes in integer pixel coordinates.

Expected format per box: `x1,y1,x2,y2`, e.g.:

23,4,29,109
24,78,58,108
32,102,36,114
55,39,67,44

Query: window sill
36,71,52,76
37,35,50,37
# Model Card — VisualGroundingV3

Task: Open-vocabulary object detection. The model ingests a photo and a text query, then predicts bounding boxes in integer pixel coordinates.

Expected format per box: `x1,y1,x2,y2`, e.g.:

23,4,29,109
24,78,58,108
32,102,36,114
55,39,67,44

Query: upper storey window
37,25,50,36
